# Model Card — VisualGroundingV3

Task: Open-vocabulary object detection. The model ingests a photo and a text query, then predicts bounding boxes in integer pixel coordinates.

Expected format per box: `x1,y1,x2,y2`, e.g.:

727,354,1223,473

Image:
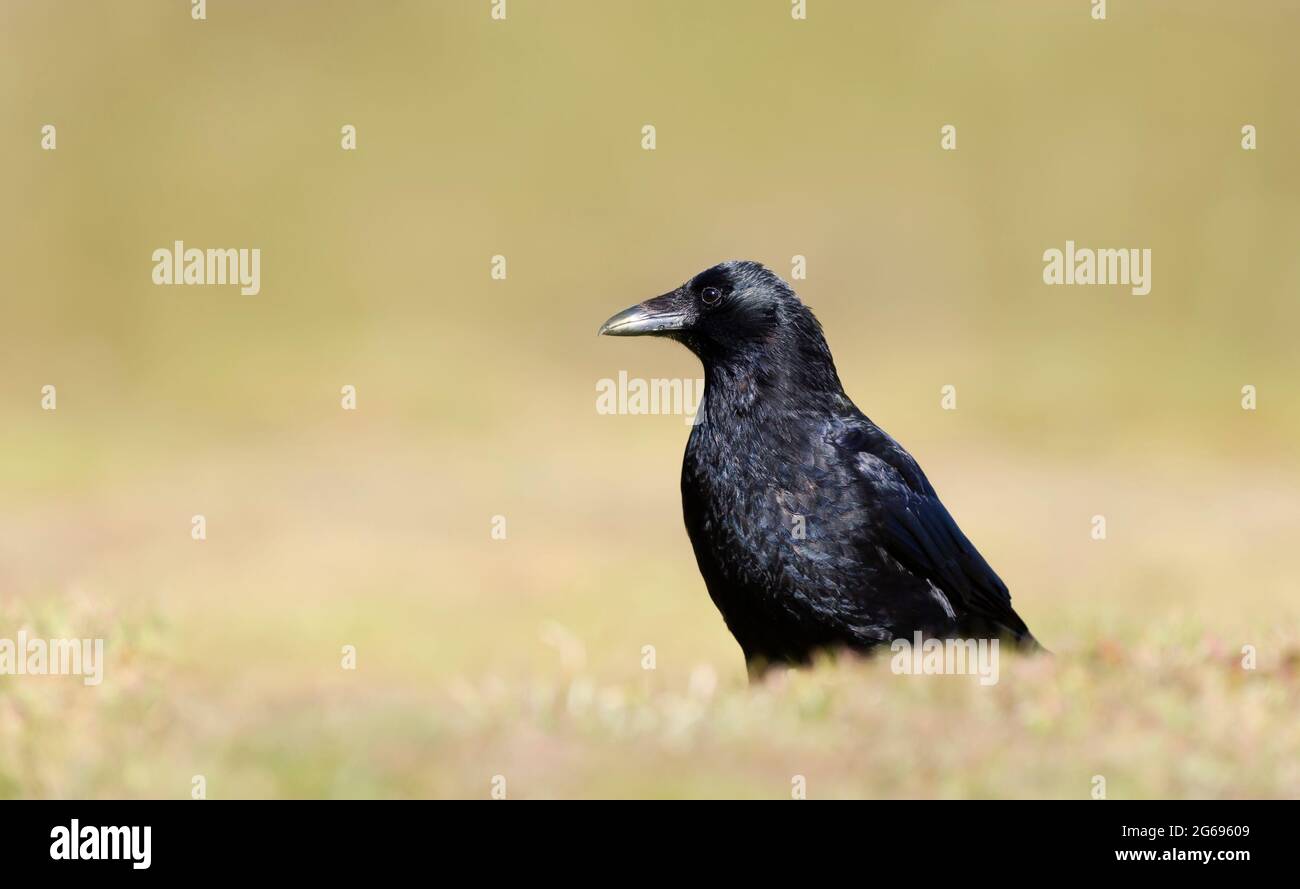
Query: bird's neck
700,345,847,422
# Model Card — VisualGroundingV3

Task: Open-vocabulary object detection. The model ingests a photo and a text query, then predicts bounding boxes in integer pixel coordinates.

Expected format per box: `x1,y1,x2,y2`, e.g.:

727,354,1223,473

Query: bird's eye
701,286,723,305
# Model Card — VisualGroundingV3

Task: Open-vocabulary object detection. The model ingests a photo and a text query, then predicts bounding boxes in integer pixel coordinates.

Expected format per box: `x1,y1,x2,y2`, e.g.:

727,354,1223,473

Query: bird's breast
681,418,873,607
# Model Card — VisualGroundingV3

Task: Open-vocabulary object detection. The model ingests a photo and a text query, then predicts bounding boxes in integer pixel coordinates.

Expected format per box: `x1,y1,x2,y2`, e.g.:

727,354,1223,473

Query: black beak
597,292,688,337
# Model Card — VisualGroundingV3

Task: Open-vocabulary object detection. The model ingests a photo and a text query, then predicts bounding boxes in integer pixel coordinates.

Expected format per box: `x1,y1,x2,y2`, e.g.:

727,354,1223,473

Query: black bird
599,260,1040,673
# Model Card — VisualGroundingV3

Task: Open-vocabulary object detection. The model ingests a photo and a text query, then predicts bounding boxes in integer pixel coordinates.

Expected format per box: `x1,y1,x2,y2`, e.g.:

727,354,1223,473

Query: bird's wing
835,421,1030,639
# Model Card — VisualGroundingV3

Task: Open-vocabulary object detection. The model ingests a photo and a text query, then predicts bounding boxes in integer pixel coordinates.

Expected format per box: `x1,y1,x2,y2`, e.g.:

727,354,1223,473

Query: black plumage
599,260,1040,672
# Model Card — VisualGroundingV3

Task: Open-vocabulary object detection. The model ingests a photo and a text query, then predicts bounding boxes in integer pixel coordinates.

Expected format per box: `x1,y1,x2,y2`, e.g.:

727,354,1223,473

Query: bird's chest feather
681,414,874,625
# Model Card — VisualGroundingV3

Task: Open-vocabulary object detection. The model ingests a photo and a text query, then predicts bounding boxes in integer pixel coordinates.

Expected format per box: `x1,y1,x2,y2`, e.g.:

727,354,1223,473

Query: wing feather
838,420,1032,641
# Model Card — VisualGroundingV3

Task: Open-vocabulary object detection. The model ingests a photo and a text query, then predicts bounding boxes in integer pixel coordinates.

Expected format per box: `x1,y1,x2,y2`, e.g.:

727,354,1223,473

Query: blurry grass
4,604,1297,798
2,437,1298,798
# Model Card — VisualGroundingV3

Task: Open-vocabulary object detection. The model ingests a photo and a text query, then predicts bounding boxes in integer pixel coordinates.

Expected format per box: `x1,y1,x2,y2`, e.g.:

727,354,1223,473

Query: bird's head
598,261,832,376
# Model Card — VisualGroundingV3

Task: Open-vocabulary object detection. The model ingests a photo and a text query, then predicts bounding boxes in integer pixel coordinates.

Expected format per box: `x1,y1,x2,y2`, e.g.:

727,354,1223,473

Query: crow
599,260,1041,674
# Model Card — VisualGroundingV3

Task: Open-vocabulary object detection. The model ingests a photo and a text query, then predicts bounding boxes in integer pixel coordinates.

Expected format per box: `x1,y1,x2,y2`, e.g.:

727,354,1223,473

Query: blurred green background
2,1,1297,798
